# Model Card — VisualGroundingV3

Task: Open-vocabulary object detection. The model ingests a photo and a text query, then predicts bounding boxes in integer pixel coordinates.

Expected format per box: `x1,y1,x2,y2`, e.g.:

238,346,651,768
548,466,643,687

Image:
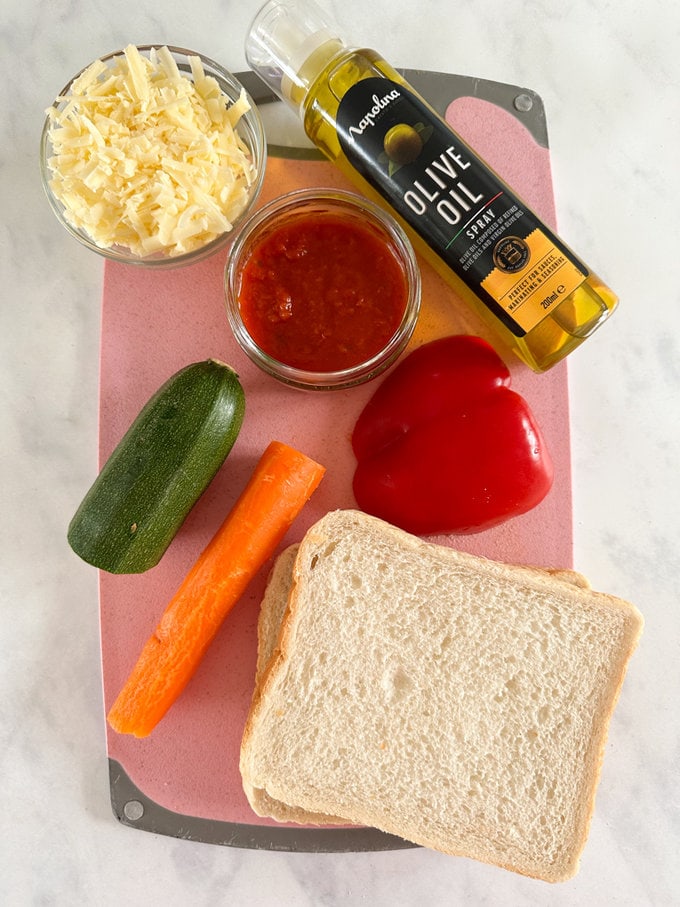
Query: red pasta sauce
236,212,409,372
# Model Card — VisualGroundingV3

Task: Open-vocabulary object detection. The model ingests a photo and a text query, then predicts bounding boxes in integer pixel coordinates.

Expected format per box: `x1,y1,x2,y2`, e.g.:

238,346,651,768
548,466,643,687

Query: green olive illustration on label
380,122,434,176
384,123,423,165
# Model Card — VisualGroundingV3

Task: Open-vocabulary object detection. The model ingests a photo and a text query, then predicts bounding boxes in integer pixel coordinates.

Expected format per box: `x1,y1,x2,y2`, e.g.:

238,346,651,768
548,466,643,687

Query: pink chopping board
97,70,573,850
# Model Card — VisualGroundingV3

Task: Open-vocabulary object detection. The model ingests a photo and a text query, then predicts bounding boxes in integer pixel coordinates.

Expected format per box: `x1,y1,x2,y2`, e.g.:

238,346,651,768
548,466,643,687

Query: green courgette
68,359,245,574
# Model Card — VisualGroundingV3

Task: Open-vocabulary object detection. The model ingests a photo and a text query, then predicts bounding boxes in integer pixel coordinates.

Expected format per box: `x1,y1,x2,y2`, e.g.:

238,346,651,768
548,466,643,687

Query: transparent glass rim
40,45,267,269
224,188,422,390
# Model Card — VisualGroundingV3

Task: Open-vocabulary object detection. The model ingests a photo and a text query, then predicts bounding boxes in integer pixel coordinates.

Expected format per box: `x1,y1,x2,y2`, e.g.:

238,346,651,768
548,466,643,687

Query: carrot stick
107,440,325,737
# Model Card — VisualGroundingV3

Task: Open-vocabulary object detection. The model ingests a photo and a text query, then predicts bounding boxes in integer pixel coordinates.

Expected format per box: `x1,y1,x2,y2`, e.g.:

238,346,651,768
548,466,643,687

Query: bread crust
240,510,643,881
243,544,349,825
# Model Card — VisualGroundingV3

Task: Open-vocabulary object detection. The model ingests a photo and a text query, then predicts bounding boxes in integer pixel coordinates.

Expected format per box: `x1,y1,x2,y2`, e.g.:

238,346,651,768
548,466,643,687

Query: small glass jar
224,188,421,390
40,45,267,268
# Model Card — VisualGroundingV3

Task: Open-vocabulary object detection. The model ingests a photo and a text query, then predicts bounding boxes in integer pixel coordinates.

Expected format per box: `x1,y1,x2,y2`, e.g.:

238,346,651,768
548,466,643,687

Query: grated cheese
45,45,258,258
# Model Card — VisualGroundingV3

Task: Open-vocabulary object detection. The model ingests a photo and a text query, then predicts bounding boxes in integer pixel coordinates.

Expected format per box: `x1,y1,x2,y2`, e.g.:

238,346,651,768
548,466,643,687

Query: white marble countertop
3,0,678,903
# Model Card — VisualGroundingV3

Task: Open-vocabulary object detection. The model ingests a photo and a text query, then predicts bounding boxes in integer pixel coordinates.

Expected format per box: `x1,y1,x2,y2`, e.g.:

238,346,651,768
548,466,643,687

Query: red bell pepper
351,335,553,535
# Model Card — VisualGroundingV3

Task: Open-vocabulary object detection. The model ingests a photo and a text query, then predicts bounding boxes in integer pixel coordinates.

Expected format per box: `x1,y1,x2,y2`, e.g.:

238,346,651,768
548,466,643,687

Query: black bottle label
336,77,587,337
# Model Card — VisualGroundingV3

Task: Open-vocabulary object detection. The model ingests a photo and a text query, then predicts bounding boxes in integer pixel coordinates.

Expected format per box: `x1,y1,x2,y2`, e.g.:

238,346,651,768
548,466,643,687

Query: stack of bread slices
240,510,643,882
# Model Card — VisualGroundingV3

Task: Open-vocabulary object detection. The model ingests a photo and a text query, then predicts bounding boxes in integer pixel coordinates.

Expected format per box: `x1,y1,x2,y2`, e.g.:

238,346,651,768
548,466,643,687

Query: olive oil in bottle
246,0,617,372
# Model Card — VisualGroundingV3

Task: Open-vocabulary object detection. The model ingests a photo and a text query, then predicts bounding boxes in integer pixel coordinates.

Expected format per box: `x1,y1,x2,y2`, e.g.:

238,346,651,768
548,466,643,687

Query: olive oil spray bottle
245,0,617,372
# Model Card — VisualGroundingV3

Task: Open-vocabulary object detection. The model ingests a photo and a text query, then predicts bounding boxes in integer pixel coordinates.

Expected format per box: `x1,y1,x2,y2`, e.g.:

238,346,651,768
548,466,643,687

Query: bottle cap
245,0,344,112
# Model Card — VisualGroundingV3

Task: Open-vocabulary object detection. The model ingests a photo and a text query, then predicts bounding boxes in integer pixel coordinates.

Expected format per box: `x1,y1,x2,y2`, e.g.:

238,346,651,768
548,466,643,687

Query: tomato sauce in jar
236,211,410,372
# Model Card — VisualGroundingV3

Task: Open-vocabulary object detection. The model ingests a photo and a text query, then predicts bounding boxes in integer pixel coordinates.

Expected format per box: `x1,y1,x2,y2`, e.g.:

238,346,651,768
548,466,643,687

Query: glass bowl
40,45,267,268
224,188,421,390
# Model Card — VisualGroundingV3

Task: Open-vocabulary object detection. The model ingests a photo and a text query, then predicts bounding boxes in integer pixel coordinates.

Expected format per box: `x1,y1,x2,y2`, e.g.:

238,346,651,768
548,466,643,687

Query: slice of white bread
247,543,592,828
240,510,643,881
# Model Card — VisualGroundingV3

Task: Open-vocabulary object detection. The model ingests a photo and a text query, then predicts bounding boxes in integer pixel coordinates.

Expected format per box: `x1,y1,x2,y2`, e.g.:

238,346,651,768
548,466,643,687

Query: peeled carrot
107,440,325,737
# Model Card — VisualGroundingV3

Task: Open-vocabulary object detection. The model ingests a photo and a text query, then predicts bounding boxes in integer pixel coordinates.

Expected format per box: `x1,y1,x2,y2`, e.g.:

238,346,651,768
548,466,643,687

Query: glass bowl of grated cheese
40,45,267,267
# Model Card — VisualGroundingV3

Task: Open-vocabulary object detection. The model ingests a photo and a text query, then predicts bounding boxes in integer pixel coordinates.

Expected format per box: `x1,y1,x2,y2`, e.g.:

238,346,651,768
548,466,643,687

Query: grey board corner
235,67,549,160
109,759,416,852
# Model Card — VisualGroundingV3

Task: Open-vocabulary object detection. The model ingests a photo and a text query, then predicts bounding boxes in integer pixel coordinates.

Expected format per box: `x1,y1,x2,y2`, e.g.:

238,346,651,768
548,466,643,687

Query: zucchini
68,359,245,574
